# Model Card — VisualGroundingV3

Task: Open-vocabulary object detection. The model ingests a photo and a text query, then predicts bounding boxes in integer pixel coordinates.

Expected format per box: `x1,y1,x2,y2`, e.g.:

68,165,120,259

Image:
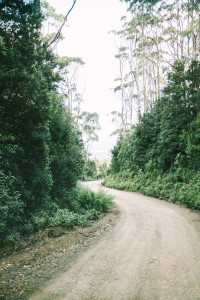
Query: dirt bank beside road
0,188,119,300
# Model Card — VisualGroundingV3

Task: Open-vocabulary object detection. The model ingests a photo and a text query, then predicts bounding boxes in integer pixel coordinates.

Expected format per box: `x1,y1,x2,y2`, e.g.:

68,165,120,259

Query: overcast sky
48,0,128,160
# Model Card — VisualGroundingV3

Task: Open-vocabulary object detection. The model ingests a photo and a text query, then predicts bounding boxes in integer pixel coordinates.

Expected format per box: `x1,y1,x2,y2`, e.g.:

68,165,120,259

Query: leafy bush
104,170,200,210
0,184,114,247
27,187,114,230
66,186,114,213
50,209,87,228
0,171,24,246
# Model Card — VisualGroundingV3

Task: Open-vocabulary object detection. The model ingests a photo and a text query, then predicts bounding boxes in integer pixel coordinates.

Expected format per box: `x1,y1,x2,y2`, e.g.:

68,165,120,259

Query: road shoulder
0,206,119,300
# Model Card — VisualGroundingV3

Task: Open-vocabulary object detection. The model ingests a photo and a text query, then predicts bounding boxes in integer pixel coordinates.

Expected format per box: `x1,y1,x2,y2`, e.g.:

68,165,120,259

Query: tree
41,0,65,45
112,0,200,138
56,55,85,120
79,112,101,155
0,0,85,214
121,0,167,9
111,8,165,125
49,94,84,205
109,59,200,176
48,0,78,47
0,0,55,213
0,0,110,247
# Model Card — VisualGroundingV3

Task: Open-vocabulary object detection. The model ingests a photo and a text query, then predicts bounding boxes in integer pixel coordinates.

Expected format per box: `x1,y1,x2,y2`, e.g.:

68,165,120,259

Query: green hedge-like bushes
103,170,200,210
106,61,200,212
0,185,114,247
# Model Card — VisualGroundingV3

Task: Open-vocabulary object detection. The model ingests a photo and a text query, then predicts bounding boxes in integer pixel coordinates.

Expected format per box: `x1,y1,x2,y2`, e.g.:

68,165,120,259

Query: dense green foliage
0,0,113,247
49,96,84,204
0,0,53,213
21,186,113,233
104,60,200,210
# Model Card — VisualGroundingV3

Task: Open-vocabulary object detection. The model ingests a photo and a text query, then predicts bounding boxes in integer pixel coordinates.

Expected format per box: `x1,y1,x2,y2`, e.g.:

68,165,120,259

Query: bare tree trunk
155,23,160,99
141,15,147,113
198,3,200,60
187,0,190,58
134,41,141,115
143,61,147,113
191,1,197,59
119,58,126,134
176,2,180,59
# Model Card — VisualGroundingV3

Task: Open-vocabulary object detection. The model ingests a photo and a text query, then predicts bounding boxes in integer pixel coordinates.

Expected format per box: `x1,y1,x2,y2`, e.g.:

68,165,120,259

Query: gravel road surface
30,181,200,300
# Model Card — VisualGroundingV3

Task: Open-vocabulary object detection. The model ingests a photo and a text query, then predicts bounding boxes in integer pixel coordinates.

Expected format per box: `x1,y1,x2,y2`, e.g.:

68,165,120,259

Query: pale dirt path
30,181,200,300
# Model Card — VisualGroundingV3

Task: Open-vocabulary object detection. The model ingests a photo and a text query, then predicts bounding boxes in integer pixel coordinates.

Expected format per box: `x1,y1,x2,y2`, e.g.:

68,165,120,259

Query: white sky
48,0,128,160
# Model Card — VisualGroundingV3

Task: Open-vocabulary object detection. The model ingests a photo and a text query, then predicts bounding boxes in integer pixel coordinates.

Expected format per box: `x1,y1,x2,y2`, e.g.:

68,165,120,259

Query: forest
0,0,113,247
1,0,200,247
104,0,200,210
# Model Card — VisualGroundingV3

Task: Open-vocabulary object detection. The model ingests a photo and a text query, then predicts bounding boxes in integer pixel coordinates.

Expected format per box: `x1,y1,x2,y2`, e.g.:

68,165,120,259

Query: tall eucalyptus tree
113,0,200,127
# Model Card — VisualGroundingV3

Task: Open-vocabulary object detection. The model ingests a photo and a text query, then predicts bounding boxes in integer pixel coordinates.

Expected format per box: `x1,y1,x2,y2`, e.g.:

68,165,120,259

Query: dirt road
30,181,200,300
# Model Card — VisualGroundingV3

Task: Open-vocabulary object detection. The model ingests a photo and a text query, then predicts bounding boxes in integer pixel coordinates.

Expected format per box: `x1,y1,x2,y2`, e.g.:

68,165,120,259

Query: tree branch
48,0,77,47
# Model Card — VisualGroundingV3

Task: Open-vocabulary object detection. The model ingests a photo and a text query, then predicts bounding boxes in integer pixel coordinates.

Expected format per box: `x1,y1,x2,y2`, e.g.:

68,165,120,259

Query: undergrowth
0,185,114,247
103,170,200,211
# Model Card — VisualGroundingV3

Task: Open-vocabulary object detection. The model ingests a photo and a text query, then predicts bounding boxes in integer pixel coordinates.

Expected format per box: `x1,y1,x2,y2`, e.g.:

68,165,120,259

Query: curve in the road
30,181,200,300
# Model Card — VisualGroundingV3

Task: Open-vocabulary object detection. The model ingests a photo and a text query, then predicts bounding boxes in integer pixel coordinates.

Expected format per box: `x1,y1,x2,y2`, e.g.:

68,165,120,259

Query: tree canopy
0,0,104,246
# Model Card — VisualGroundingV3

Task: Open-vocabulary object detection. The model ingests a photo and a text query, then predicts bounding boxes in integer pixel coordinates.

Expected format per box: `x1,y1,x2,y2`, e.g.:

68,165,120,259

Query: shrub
0,171,24,246
66,186,114,214
104,170,200,211
0,184,114,247
50,209,87,228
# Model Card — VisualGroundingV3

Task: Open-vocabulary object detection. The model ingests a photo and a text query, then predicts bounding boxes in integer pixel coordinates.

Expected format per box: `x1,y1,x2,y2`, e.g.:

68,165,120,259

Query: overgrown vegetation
0,0,113,247
104,0,200,211
104,60,200,210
